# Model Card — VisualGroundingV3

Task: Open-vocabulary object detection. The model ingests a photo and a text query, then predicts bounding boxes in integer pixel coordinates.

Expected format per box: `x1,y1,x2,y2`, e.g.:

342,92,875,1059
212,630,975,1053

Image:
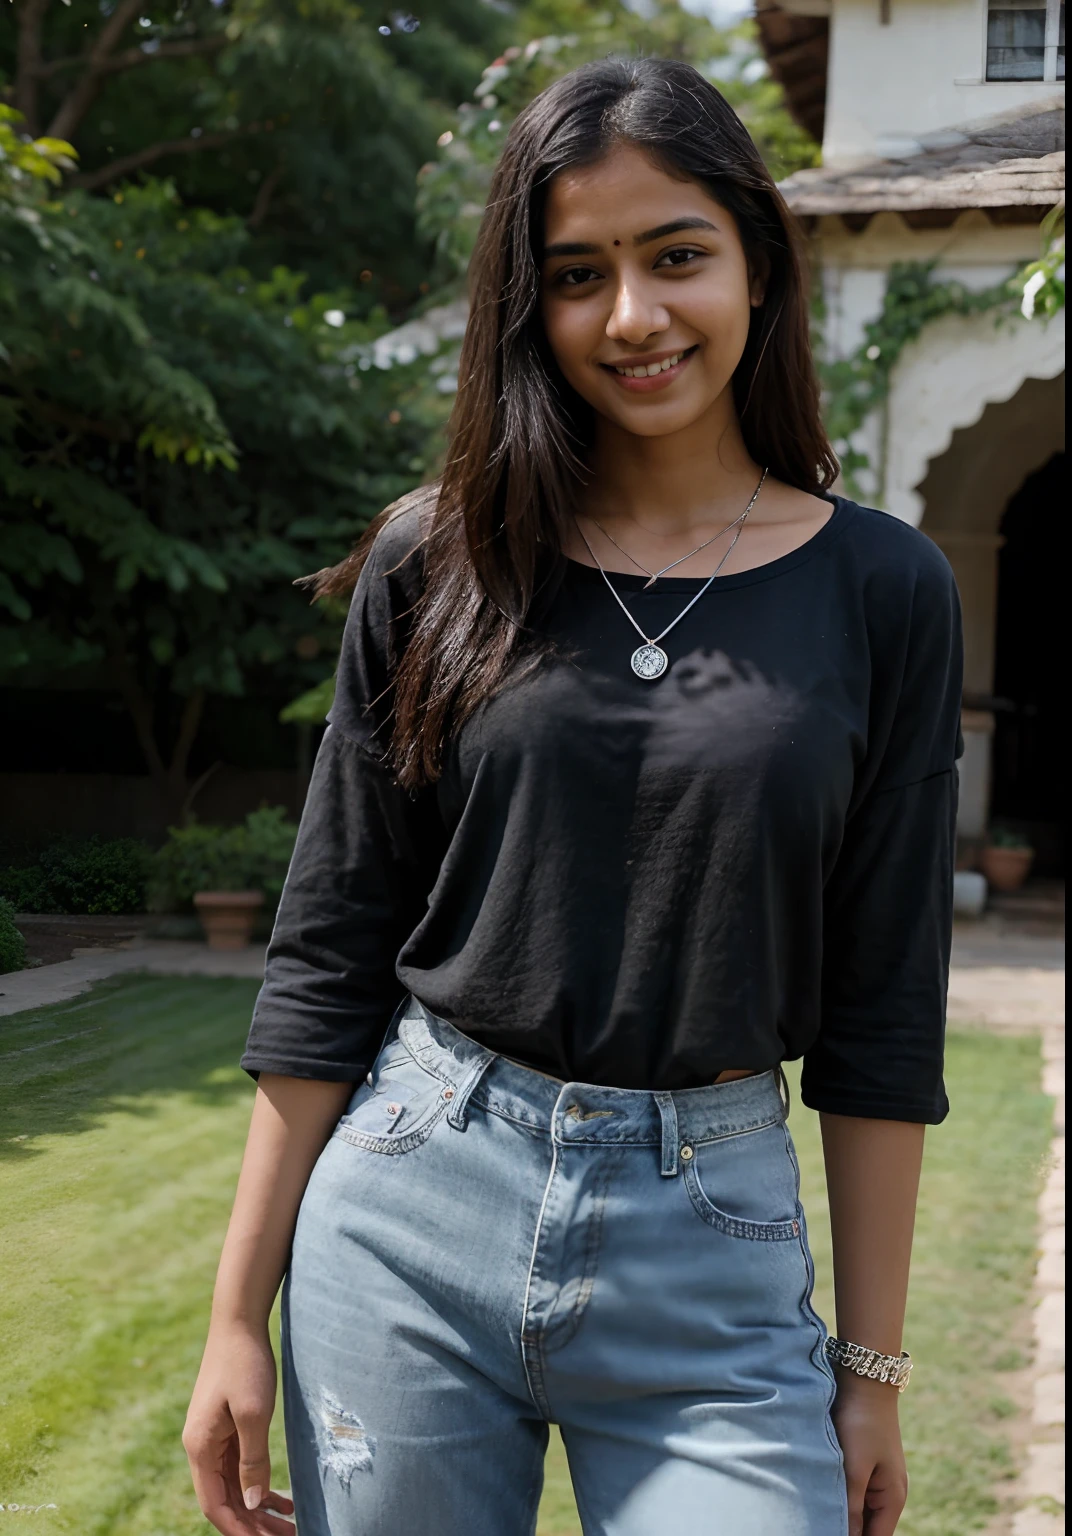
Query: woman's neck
581,395,763,537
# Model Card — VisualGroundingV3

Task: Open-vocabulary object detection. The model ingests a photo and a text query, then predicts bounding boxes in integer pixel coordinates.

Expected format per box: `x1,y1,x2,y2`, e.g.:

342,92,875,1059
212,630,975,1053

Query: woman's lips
603,345,698,394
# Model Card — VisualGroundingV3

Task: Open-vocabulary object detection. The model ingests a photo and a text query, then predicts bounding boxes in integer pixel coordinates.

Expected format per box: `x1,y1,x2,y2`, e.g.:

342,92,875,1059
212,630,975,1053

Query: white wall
884,306,1065,524
782,0,1064,163
813,211,1052,506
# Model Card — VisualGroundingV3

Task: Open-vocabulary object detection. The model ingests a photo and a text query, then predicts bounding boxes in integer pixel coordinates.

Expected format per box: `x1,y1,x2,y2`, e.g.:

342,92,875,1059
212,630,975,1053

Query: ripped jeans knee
315,1391,376,1490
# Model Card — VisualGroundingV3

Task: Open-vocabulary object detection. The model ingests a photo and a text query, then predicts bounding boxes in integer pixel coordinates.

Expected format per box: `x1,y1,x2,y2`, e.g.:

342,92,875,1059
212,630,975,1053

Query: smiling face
538,143,764,441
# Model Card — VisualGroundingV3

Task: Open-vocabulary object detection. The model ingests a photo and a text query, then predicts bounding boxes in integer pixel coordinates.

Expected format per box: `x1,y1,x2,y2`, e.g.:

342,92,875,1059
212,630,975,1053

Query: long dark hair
316,55,838,789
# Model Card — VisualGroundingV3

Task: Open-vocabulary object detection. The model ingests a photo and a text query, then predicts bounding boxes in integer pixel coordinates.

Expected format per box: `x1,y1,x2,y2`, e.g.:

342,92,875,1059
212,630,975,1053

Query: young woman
184,55,963,1536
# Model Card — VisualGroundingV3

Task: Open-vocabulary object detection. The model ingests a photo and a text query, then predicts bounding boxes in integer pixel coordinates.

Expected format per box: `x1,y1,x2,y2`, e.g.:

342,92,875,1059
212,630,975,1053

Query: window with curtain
986,0,1065,79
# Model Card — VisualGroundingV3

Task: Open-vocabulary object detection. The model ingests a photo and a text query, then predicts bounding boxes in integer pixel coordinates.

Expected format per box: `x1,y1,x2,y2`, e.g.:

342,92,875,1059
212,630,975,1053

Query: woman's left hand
831,1375,909,1536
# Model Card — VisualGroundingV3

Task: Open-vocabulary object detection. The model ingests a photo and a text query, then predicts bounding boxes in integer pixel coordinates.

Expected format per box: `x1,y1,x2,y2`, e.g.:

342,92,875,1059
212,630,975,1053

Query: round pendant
630,643,669,680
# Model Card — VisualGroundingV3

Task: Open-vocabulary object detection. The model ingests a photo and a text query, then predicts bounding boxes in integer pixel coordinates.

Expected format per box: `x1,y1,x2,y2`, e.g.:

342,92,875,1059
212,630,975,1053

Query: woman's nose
606,279,669,347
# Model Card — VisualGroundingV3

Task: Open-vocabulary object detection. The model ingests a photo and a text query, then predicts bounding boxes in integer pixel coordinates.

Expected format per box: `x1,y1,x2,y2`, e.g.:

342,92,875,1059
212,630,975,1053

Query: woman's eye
557,266,600,287
656,247,703,269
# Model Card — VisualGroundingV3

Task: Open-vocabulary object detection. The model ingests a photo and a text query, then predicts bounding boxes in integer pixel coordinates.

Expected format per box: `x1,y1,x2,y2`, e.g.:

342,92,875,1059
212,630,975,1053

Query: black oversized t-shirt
242,494,964,1123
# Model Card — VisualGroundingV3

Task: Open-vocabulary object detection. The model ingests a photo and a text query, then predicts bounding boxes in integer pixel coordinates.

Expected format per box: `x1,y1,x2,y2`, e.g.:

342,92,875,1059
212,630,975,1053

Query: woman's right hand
184,1075,353,1532
183,1324,296,1535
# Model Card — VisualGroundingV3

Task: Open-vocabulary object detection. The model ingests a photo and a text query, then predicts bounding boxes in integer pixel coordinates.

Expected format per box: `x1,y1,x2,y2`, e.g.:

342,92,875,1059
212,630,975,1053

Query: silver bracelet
824,1336,914,1393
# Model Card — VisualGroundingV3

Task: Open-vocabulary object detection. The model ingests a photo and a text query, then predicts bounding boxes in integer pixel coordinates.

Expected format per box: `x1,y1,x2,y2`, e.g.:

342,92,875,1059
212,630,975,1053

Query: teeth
615,350,685,378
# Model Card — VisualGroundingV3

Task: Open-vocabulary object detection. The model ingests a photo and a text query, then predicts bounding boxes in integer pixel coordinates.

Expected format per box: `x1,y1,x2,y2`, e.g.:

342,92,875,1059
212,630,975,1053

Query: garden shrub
152,807,298,911
0,837,152,915
0,863,51,913
0,897,27,973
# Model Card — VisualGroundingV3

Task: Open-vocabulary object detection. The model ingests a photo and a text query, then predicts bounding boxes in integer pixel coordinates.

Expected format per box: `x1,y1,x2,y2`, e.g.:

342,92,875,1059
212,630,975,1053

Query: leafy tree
2,0,512,299
2,0,505,826
0,111,441,822
1,1,511,826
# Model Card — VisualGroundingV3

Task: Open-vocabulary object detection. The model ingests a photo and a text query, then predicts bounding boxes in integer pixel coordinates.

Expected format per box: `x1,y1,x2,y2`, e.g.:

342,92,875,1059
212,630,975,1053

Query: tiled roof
778,105,1064,214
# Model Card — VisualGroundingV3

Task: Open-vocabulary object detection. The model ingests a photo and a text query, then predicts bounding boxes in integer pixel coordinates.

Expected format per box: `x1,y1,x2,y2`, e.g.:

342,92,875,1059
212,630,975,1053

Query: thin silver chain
585,507,750,587
573,468,768,651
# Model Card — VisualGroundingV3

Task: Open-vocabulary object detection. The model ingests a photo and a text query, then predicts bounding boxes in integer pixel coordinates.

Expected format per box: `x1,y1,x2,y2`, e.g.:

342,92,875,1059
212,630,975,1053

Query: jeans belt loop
777,1064,791,1120
654,1091,680,1177
446,1049,496,1132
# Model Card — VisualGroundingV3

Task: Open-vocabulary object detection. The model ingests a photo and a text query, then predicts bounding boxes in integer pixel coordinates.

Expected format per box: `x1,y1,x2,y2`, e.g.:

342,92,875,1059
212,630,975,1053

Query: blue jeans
281,998,848,1535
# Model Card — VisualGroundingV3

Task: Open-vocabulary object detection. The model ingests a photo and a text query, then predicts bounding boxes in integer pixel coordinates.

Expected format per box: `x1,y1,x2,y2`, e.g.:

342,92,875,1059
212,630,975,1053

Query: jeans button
442,1088,455,1101
679,1144,694,1161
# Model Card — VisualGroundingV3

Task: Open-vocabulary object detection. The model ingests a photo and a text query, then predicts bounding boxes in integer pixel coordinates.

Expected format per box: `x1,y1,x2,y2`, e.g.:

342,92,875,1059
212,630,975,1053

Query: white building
759,0,1065,875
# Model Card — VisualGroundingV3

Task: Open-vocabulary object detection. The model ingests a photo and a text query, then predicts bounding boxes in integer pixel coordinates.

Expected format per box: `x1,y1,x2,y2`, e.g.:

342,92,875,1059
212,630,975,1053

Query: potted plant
979,826,1036,894
153,809,298,951
193,886,265,951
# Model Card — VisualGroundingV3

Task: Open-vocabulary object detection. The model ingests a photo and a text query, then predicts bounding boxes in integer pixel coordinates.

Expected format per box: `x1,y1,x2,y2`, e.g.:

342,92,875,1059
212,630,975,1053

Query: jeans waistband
397,997,787,1177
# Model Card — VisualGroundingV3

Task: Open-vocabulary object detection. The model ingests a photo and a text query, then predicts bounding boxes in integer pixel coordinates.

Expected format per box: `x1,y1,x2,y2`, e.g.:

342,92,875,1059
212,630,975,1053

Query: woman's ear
748,249,771,309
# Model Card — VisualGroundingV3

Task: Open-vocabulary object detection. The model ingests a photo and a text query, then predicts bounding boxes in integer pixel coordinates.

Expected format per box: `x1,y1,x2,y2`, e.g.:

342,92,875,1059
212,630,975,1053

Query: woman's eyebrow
543,217,720,260
543,239,602,258
633,217,720,245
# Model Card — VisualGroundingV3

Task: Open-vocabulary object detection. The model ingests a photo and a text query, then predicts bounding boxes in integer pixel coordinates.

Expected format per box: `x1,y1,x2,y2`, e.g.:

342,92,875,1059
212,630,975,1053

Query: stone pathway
1,915,1064,1532
0,938,267,1016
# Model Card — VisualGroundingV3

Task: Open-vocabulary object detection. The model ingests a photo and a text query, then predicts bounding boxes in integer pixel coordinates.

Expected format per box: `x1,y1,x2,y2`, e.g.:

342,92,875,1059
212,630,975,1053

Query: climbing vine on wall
818,204,1066,500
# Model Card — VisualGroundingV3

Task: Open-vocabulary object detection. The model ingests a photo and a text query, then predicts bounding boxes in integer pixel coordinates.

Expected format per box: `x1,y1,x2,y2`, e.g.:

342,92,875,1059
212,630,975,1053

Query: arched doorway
990,452,1065,874
917,371,1065,858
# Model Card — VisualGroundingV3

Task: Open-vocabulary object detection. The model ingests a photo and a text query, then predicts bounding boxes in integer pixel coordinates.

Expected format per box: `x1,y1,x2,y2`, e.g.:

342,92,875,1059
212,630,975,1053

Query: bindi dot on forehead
613,239,621,246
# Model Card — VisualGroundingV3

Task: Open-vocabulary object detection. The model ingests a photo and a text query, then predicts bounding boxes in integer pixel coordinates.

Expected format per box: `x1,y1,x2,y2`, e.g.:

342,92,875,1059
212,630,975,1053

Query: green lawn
0,975,1052,1535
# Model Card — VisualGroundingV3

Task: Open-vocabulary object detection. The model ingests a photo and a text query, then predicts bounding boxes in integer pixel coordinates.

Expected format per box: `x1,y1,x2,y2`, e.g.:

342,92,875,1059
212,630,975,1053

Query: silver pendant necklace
585,507,750,588
573,468,768,681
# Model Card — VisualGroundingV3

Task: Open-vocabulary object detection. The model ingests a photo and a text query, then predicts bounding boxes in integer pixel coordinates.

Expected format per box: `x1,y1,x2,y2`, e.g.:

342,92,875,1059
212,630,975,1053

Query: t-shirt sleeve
240,511,439,1083
801,541,964,1124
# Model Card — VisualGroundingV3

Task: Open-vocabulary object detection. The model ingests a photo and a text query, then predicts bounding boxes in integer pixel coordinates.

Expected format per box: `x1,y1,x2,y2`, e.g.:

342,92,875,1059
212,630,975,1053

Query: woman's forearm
821,1114,924,1532
820,1113,925,1360
209,1073,353,1335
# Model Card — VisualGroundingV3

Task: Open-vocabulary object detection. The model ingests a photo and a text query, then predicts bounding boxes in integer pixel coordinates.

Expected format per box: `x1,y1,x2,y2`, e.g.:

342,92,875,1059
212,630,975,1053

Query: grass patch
0,978,1051,1534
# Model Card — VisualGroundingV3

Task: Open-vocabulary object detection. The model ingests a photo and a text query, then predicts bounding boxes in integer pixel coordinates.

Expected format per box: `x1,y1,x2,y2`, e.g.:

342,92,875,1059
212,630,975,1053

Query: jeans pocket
335,1041,450,1155
682,1120,801,1241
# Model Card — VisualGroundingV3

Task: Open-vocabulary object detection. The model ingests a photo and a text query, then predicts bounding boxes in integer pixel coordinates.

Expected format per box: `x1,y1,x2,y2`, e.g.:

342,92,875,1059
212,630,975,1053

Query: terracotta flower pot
978,845,1035,894
193,891,265,951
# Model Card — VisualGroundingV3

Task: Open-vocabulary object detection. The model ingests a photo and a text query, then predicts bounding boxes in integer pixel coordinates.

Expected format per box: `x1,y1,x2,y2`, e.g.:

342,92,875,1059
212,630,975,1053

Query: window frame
983,0,1064,81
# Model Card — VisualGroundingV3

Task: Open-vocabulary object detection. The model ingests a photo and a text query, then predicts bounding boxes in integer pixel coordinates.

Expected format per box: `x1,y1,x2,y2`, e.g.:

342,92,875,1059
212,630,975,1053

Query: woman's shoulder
362,486,435,589
331,489,437,745
345,486,437,636
826,498,961,683
834,497,953,582
828,497,957,621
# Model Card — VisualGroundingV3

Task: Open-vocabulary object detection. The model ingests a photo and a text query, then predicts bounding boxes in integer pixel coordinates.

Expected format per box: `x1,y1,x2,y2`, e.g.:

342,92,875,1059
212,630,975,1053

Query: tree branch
87,0,149,61
180,758,221,825
70,129,244,192
36,34,228,82
246,160,284,230
21,393,132,443
46,0,145,143
107,643,167,782
13,0,52,136
169,687,206,785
